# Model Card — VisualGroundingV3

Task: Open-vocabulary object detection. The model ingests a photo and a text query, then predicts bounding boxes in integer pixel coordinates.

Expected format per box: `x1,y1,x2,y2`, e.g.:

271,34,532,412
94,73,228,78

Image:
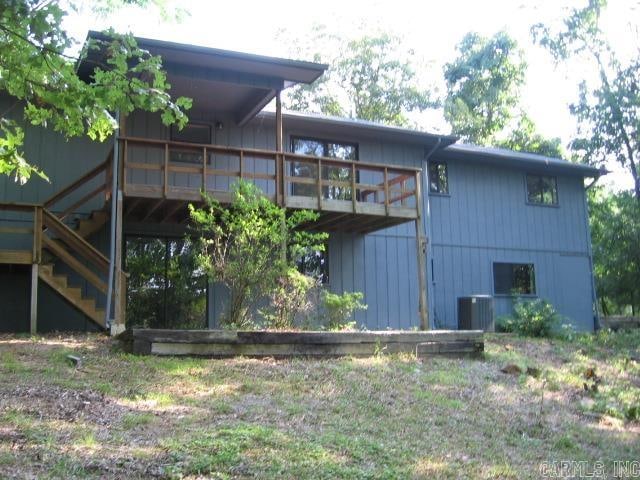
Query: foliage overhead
189,180,327,328
0,0,191,184
497,115,564,159
588,188,640,315
532,0,640,199
443,31,526,145
283,29,435,127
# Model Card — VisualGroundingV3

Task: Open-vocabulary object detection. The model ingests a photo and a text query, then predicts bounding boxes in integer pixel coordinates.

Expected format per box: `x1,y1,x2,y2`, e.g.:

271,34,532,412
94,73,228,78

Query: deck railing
119,136,421,220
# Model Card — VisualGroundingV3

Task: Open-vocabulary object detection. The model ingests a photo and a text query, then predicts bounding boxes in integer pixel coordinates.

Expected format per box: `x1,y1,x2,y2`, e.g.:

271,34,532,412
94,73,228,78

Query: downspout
584,171,604,331
422,138,442,329
104,112,121,331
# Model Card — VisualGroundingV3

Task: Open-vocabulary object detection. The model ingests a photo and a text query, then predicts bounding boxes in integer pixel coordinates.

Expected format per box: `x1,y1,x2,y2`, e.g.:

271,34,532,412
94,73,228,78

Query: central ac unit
458,295,494,331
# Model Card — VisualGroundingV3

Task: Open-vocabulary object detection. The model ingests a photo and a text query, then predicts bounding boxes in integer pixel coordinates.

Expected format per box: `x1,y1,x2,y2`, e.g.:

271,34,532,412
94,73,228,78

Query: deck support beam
30,206,42,335
275,90,287,262
275,89,284,207
111,191,126,335
415,171,429,330
30,264,38,334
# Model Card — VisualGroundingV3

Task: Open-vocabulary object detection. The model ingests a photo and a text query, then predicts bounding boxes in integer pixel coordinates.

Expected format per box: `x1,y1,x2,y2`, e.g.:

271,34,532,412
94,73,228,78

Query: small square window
526,174,557,205
429,162,449,194
493,262,536,295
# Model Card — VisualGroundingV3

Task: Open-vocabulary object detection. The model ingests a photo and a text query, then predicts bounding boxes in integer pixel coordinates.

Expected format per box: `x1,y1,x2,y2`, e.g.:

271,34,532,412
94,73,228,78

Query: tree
443,31,526,145
0,0,191,184
498,114,564,158
189,181,327,328
532,0,640,199
589,188,640,315
283,30,434,127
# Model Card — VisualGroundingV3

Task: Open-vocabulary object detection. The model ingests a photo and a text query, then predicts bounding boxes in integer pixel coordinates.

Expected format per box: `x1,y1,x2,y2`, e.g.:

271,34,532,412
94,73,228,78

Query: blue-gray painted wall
124,109,596,331
0,102,597,331
0,94,112,332
426,156,595,331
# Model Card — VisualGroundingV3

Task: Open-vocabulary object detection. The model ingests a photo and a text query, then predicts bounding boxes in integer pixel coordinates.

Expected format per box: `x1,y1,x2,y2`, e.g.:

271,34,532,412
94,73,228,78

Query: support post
415,171,429,330
111,190,126,335
275,90,284,206
275,90,287,263
30,264,38,335
163,143,169,198
202,147,207,192
30,206,42,335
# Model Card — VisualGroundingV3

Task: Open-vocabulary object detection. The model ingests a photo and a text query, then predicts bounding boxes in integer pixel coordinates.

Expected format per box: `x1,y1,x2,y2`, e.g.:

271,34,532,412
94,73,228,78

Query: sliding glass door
125,236,207,329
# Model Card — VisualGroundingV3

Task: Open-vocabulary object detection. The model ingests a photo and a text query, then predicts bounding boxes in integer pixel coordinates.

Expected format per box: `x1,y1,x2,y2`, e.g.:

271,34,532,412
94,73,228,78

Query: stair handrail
42,208,110,272
43,148,113,218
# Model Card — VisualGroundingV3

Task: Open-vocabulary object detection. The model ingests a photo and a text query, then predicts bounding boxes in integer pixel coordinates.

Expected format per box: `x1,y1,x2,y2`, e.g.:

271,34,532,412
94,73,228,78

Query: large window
290,136,358,199
493,262,536,295
526,174,558,205
125,236,208,329
429,161,449,194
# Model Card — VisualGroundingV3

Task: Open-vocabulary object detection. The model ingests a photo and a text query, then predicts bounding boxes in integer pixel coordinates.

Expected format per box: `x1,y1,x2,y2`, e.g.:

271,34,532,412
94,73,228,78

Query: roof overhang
437,144,602,178
77,31,328,125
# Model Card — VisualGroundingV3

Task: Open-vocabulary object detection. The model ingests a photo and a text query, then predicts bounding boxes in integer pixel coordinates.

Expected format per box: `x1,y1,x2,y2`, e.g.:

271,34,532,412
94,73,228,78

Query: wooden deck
127,329,484,358
119,136,421,232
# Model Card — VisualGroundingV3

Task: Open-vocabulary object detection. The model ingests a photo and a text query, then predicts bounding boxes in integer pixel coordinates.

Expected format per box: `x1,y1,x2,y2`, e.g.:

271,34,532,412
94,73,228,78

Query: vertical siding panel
353,235,366,326
375,236,388,329
386,235,400,328
363,235,377,329
397,237,410,329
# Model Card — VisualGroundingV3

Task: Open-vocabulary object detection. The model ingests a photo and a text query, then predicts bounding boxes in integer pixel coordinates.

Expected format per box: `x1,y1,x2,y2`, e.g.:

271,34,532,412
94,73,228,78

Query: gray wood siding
426,158,595,331
0,95,111,211
121,110,596,331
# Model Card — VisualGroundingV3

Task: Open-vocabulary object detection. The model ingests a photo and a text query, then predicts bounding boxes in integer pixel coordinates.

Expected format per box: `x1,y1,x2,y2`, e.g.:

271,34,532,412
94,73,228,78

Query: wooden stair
2,152,115,332
38,263,106,328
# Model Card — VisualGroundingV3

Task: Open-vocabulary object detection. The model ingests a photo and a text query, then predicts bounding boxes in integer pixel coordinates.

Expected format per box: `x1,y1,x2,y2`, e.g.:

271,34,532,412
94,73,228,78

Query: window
125,236,208,329
526,174,558,205
170,123,211,164
429,162,449,194
493,262,536,295
290,136,358,199
296,243,329,284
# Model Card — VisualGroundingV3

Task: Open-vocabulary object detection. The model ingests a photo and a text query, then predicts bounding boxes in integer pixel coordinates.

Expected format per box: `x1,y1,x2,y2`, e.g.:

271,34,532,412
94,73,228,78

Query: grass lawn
0,331,638,479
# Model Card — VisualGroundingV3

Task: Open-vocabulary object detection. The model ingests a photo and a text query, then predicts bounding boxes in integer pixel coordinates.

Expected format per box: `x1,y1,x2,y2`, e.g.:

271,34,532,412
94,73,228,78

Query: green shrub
189,180,327,328
497,298,563,337
260,269,315,329
321,291,367,330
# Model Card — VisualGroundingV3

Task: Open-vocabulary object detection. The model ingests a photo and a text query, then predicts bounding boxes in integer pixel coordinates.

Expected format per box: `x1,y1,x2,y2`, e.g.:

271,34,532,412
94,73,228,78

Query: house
0,33,601,334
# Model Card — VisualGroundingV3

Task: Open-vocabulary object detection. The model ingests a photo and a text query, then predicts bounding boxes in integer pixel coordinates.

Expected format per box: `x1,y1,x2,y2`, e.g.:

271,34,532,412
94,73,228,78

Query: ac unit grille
458,296,494,332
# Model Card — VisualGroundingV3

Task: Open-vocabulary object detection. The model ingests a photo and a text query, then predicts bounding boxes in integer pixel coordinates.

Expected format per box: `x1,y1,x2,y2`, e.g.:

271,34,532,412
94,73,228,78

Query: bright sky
65,0,639,191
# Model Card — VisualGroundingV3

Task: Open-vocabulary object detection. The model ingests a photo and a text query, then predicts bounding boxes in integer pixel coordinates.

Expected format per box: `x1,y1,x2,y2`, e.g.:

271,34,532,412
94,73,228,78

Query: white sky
65,0,639,191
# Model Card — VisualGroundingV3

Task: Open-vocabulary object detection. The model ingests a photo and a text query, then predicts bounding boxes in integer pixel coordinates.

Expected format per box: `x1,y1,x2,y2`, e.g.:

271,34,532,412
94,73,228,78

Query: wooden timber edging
127,329,484,359
601,316,640,331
